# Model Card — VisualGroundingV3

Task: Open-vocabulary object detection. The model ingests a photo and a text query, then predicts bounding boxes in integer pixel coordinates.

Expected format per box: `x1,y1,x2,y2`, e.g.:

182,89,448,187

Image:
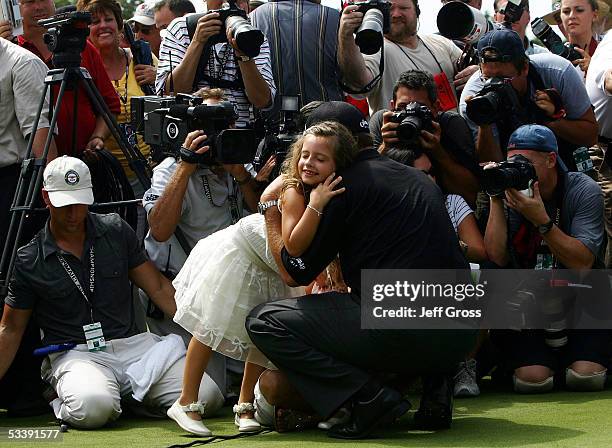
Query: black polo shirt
5,212,147,345
281,149,468,296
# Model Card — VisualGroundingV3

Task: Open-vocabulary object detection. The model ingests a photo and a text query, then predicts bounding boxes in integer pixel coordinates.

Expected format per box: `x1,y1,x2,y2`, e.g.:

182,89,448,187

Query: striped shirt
155,15,276,127
249,0,343,114
445,194,473,234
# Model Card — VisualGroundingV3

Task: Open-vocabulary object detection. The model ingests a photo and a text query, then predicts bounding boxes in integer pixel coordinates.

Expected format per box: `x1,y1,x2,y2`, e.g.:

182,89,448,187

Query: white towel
125,334,186,402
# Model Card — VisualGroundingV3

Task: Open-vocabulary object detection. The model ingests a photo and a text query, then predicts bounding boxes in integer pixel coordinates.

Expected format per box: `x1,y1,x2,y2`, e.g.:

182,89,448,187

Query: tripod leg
80,74,151,190
0,75,71,293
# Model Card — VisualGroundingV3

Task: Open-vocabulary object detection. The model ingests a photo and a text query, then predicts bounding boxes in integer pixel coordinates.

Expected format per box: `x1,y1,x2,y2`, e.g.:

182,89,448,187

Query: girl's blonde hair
281,121,358,193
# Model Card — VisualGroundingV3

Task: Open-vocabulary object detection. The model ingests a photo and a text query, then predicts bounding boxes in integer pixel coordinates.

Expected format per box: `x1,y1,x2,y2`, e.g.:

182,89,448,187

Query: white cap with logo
43,156,94,207
129,2,155,26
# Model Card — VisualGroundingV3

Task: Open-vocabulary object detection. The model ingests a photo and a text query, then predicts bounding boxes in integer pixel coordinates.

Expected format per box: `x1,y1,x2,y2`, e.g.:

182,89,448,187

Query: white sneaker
454,359,480,397
167,400,212,436
317,407,351,430
233,402,261,432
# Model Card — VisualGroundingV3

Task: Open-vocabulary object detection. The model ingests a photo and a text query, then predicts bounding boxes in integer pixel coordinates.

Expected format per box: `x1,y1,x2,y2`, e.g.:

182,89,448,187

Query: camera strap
339,42,385,95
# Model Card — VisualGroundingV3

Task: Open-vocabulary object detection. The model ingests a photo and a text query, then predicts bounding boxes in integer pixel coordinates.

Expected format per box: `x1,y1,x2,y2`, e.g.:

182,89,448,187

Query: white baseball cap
43,156,94,207
129,2,155,26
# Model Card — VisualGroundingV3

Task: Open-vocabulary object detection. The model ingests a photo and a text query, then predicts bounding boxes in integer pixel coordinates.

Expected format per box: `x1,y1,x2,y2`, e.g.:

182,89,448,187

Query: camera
253,96,301,179
349,0,391,55
131,94,257,165
199,0,264,58
39,11,91,68
481,154,537,197
389,102,434,143
437,1,492,45
531,17,582,62
123,21,154,96
501,0,526,27
465,77,522,126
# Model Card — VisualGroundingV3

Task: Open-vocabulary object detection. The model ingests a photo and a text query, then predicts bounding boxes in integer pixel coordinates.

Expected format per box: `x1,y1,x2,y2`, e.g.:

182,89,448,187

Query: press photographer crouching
483,124,610,393
142,88,258,345
459,27,598,170
371,70,480,206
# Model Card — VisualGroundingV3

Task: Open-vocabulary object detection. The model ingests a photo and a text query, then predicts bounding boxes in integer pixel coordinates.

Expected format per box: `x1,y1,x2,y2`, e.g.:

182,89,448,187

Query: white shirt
142,157,249,275
585,32,612,140
362,34,462,114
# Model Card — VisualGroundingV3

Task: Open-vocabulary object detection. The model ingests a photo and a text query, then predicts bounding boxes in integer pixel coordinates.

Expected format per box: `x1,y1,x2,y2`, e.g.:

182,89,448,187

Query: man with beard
337,0,477,115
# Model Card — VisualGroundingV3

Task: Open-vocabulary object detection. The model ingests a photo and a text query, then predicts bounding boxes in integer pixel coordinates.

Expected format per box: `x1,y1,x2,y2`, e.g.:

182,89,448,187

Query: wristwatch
257,200,278,215
537,219,554,235
237,55,251,62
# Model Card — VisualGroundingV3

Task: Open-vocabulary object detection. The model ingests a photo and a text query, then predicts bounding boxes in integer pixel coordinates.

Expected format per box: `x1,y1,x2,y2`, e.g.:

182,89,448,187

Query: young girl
167,121,357,436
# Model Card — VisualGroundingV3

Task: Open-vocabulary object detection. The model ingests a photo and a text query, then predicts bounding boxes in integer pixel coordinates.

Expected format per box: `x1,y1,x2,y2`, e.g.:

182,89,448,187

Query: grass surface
2,389,612,448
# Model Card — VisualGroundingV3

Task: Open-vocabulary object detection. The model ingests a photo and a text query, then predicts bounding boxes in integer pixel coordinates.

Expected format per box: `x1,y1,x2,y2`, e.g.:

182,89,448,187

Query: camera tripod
0,66,152,297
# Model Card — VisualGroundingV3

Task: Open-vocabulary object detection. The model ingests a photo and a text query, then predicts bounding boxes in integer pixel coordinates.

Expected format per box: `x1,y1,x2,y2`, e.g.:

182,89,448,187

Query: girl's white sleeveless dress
172,213,303,367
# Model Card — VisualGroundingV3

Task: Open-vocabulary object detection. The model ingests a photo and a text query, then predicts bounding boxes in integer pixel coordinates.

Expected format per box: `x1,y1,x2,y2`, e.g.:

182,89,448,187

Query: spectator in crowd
155,0,275,127
77,0,156,195
249,0,344,117
0,0,121,158
153,0,196,31
460,27,598,171
559,0,602,78
493,0,548,56
484,124,609,394
247,102,476,438
338,0,478,115
0,156,224,429
585,31,612,267
0,37,57,417
543,0,570,39
370,70,479,206
129,2,162,57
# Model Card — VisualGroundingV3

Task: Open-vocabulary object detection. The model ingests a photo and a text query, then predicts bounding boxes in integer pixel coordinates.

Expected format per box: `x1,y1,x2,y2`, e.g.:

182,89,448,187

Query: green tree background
54,0,140,19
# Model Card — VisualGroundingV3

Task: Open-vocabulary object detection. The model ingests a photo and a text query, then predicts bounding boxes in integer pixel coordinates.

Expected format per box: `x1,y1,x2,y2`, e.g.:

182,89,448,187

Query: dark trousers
0,164,20,244
246,292,476,418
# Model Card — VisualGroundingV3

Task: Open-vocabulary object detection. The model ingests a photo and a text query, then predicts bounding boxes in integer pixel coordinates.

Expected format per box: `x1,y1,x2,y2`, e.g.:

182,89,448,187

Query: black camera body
501,0,525,26
389,102,435,143
131,94,257,165
465,77,522,126
531,17,582,62
39,11,91,68
253,96,301,180
481,154,538,197
204,0,264,58
351,0,391,55
123,21,154,95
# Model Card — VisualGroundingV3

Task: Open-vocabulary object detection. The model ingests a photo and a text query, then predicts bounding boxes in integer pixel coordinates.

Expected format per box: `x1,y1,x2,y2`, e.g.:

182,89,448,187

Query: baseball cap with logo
305,101,370,134
507,124,568,172
129,2,155,26
43,156,94,207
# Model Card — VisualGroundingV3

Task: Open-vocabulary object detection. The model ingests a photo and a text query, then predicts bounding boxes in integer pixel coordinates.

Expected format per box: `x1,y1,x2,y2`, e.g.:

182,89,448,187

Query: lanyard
392,37,445,76
56,246,95,323
200,173,242,225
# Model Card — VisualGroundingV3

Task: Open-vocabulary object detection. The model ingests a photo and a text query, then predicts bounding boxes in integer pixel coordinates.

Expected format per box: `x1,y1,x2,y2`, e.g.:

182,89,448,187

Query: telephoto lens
355,8,385,54
226,15,264,58
437,1,492,44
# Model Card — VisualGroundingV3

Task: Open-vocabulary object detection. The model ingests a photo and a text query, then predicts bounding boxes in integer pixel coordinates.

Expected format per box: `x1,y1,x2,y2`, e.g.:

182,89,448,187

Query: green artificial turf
2,389,612,448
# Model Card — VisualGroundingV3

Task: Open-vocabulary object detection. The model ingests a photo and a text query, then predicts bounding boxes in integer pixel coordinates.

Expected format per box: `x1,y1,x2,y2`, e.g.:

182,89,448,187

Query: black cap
305,101,370,134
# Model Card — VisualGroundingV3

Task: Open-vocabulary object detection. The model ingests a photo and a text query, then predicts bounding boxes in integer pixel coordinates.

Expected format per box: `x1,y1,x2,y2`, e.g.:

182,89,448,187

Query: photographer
153,0,196,32
5,0,121,157
337,0,476,115
142,88,259,344
129,2,162,57
459,27,598,168
484,124,609,393
370,70,479,206
493,0,548,56
155,0,275,127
